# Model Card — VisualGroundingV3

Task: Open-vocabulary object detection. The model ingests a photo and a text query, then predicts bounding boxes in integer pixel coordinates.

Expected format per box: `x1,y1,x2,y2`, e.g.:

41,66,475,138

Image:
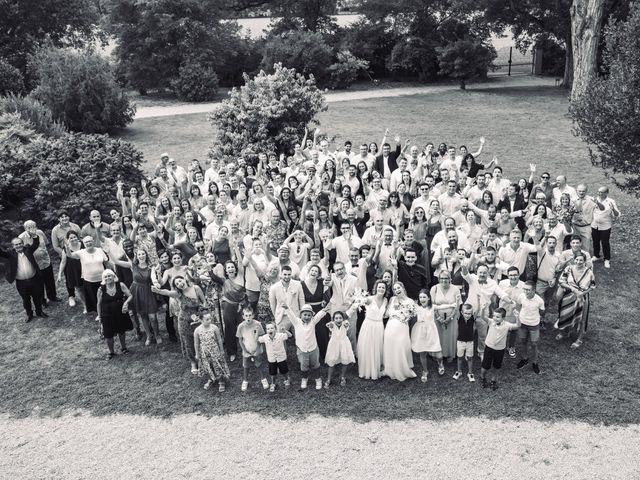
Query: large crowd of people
1,128,621,392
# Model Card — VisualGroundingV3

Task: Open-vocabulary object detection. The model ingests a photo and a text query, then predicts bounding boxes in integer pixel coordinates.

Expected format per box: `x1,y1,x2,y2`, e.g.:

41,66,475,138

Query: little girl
411,290,444,383
194,313,230,392
324,311,356,387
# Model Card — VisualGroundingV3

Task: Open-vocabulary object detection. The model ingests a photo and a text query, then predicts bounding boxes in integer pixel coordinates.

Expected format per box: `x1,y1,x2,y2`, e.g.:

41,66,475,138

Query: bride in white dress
383,282,417,381
354,280,388,380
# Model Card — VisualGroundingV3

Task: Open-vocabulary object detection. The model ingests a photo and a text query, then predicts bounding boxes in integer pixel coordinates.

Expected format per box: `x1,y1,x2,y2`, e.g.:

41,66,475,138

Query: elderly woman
66,236,109,314
555,252,596,349
19,220,59,304
430,270,462,361
97,269,133,359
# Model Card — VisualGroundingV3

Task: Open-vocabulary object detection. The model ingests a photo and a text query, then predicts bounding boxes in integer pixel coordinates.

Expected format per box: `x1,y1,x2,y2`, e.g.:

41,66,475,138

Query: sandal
438,365,445,376
570,339,583,349
555,333,565,341
191,366,199,375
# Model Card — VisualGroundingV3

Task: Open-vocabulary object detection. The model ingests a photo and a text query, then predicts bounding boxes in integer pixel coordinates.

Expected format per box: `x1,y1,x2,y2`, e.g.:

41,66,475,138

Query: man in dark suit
0,236,48,322
374,135,402,179
497,183,528,232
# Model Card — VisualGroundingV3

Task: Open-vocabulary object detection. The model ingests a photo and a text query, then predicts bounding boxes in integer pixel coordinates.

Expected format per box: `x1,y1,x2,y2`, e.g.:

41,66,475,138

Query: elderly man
591,186,621,269
572,184,597,255
80,210,110,247
0,236,47,321
268,245,300,279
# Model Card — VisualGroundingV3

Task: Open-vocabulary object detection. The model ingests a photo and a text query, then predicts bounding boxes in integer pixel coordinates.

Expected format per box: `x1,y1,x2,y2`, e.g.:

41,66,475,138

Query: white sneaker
591,256,601,262
604,260,610,269
300,378,308,390
269,383,276,392
284,379,291,388
467,373,476,383
315,378,323,390
261,378,269,390
241,380,248,392
508,347,516,358
155,336,163,345
229,355,236,362
68,297,76,307
452,371,462,380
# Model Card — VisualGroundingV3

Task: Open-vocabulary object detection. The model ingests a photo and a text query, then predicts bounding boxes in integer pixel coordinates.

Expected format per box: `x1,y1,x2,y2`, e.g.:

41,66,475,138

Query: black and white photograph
1,1,639,478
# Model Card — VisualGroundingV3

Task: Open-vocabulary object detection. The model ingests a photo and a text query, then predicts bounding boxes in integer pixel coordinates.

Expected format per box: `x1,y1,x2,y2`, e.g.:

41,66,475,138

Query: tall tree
570,0,605,100
0,0,101,73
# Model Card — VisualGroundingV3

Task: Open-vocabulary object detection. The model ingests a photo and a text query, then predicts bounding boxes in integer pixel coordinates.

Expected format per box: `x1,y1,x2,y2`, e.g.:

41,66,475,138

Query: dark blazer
497,195,528,232
0,235,41,283
374,143,402,176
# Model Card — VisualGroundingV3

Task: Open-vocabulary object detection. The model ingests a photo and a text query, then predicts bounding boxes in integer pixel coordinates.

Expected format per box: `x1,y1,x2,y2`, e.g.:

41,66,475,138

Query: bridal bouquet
351,288,369,311
396,301,417,324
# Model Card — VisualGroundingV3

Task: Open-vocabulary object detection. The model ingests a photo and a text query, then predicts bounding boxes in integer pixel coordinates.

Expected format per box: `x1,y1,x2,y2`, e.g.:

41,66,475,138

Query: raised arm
470,137,485,157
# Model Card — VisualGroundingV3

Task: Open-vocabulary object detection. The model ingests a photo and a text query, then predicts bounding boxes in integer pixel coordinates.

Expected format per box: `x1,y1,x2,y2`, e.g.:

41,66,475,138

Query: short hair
344,141,352,146
507,266,520,275
281,265,292,273
461,303,474,312
241,306,255,316
570,235,582,243
404,247,416,256
494,307,506,318
525,280,536,288
493,166,503,173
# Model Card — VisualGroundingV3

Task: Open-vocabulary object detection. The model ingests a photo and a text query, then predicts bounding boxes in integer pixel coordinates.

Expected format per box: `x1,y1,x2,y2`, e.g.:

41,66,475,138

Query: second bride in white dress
383,282,417,381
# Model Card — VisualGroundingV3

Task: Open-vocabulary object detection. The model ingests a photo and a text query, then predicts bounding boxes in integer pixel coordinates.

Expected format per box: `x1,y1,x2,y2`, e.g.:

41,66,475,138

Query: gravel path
134,76,557,119
2,413,638,479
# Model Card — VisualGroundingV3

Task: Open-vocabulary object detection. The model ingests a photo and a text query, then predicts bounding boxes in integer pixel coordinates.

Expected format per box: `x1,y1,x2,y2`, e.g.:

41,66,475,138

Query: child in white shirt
481,308,520,390
258,322,292,392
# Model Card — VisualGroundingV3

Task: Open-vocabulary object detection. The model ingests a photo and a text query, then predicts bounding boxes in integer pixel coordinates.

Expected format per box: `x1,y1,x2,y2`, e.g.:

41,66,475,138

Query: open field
2,84,640,478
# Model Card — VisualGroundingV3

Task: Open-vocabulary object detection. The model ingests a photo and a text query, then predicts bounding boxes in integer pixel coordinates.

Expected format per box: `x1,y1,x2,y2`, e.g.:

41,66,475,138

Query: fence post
508,46,512,76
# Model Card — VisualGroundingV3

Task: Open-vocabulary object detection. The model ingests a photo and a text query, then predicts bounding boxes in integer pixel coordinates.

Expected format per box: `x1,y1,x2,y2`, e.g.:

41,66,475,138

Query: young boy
515,281,546,374
481,308,521,390
258,322,292,392
453,303,476,382
498,266,525,358
236,307,269,391
287,303,326,390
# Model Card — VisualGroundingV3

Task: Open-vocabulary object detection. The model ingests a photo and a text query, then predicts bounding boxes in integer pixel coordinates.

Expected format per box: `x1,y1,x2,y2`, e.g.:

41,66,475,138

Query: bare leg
118,333,127,350
138,313,152,344
419,352,428,376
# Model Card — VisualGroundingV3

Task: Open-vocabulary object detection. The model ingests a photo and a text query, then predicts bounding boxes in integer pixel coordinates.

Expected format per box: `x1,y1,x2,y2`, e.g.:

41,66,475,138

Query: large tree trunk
563,35,574,89
570,0,605,101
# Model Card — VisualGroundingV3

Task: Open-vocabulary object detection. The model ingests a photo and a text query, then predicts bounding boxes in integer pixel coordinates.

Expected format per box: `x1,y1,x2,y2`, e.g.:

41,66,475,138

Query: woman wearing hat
97,269,133,359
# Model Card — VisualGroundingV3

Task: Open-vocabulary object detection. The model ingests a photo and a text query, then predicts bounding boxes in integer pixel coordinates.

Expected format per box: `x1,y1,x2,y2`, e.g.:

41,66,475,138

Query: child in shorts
236,307,269,391
258,322,292,392
453,303,476,382
481,308,521,390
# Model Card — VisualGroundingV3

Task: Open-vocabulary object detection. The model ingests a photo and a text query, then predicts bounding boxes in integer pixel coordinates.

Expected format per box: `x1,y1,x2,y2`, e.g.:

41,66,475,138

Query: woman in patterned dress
152,276,206,374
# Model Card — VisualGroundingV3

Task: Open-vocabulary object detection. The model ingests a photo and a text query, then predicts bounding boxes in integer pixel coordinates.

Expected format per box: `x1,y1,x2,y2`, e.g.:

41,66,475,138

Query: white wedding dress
383,297,417,381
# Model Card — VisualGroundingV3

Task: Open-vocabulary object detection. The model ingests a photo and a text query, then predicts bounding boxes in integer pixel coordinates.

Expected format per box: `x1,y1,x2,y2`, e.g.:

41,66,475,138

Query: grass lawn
2,85,640,427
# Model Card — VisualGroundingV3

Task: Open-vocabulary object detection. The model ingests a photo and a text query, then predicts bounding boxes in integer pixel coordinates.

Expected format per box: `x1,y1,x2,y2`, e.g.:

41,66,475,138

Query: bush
30,48,135,133
570,3,640,195
0,59,24,95
32,133,145,225
437,39,497,89
0,117,145,245
261,31,334,85
0,94,66,138
208,63,327,160
327,51,369,89
172,62,220,101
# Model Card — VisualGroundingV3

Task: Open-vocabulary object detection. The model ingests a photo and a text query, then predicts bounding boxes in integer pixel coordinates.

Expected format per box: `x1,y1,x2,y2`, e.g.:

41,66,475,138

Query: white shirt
498,242,537,273
290,312,325,352
258,333,289,362
203,221,231,242
329,235,362,265
462,273,509,314
592,198,619,230
15,252,36,280
516,292,545,326
552,185,578,206
437,192,464,217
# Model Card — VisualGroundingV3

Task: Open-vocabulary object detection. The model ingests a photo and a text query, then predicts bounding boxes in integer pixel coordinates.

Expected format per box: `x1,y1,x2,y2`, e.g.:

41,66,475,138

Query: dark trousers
16,276,44,317
83,280,101,313
40,264,58,301
591,228,611,260
221,300,241,356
